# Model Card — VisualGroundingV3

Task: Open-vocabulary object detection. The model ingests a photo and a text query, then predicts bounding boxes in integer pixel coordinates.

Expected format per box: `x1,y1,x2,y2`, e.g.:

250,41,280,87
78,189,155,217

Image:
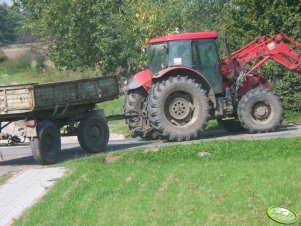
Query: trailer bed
0,76,119,120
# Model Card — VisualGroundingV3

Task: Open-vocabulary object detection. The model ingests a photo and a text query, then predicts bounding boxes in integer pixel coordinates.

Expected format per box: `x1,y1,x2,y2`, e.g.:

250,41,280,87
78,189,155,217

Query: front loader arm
223,33,301,76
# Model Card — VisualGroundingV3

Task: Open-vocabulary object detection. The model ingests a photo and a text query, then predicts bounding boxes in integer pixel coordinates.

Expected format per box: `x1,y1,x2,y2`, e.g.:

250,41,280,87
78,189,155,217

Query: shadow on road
0,139,154,166
0,124,299,167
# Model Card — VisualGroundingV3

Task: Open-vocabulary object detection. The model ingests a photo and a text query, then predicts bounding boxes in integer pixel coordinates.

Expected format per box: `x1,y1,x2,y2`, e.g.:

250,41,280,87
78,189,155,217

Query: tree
224,0,301,48
0,3,23,44
15,0,228,75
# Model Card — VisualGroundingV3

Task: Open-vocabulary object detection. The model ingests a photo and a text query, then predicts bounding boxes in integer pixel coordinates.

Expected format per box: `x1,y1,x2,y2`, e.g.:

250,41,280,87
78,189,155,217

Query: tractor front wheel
148,75,209,141
237,88,283,133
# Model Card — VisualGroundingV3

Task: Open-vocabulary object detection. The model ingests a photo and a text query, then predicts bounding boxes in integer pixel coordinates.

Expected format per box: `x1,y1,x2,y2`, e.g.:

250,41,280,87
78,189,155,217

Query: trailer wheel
31,120,61,165
124,89,160,140
148,75,209,141
77,113,109,153
217,119,245,132
237,88,283,133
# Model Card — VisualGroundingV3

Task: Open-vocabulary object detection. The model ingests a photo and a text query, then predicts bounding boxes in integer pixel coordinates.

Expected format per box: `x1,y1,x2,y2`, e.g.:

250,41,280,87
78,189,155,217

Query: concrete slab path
0,167,67,226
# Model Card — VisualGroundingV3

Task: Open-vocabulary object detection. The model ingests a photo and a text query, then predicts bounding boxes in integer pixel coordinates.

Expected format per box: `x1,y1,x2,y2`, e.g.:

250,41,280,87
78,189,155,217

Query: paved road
1,124,301,176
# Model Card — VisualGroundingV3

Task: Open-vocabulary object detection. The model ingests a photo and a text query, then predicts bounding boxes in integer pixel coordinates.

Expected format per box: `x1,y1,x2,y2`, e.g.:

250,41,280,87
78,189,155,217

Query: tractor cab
148,32,223,94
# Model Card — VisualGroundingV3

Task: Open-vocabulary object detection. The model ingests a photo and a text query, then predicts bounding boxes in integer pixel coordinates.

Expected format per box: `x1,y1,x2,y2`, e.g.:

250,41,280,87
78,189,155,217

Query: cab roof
148,32,218,44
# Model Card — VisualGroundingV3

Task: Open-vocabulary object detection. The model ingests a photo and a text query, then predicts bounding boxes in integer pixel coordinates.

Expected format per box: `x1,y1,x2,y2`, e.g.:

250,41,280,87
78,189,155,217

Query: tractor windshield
168,40,192,67
149,43,167,73
149,41,193,73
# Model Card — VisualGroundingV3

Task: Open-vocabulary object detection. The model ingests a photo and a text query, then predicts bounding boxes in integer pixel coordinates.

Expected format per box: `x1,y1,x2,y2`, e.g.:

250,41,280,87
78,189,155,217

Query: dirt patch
104,154,122,164
197,151,211,158
2,47,31,59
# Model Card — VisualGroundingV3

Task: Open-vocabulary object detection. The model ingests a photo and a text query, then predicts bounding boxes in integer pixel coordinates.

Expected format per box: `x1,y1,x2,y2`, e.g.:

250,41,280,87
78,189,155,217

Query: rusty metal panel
0,85,35,115
0,76,119,119
34,76,119,110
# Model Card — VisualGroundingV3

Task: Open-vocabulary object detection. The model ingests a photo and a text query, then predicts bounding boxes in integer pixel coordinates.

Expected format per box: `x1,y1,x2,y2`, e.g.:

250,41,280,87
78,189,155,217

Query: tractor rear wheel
237,88,283,133
148,75,209,141
124,89,159,140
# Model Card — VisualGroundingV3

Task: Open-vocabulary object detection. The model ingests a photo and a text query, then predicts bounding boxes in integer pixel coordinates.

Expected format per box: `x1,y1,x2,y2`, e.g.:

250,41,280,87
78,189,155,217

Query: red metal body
222,33,301,77
129,32,301,96
148,32,218,43
128,69,152,92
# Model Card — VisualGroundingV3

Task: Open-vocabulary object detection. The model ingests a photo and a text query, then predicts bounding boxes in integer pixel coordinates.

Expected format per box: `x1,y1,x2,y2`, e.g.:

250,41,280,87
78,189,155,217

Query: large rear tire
237,88,283,133
148,75,209,141
31,120,61,165
124,89,159,140
77,113,109,153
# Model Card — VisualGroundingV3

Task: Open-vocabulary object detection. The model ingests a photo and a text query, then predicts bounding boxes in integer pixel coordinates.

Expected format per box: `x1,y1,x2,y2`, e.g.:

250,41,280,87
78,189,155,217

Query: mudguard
125,70,152,92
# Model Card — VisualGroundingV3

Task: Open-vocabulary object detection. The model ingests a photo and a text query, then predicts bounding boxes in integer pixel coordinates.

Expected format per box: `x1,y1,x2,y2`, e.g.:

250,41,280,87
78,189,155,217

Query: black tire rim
250,101,273,124
165,92,195,126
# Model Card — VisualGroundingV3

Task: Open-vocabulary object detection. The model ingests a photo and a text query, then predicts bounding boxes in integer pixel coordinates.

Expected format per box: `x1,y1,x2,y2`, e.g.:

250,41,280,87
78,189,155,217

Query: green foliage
223,0,301,76
276,73,301,111
0,4,25,44
14,0,301,106
15,0,231,76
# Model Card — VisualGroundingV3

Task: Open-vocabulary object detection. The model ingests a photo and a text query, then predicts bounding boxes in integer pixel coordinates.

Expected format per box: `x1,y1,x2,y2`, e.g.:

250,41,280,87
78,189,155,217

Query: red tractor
124,32,301,141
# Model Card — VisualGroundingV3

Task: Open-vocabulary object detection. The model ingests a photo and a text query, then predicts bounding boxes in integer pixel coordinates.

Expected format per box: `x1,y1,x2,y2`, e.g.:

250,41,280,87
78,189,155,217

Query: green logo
267,207,298,225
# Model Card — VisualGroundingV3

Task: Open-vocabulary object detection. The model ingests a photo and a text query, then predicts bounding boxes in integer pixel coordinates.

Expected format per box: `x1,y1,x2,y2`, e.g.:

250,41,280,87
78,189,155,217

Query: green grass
0,173,12,185
0,57,99,85
15,137,301,226
283,110,301,124
0,57,32,76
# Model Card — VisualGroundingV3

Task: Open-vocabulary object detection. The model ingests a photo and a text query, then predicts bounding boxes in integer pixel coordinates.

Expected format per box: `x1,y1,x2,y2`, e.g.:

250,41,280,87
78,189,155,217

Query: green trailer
0,76,119,164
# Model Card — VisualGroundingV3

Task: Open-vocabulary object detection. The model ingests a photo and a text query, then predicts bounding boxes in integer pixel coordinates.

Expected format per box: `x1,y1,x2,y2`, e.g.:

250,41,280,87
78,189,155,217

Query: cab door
192,39,223,94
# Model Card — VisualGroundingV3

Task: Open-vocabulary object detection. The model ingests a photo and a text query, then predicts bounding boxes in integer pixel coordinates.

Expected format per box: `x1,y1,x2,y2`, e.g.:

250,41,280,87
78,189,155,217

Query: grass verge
0,173,12,185
15,137,301,226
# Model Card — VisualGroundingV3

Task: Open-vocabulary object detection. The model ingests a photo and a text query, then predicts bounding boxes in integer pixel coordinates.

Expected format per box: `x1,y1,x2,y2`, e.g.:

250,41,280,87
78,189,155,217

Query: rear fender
153,67,216,108
153,67,215,98
125,70,152,92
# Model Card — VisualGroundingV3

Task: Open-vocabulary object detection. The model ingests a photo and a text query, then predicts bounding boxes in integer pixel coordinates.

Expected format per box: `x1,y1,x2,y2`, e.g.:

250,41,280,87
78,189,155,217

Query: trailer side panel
34,76,118,110
0,85,35,115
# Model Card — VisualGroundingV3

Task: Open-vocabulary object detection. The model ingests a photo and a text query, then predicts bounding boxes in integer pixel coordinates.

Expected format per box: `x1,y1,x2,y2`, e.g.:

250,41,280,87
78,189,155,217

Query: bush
276,73,301,111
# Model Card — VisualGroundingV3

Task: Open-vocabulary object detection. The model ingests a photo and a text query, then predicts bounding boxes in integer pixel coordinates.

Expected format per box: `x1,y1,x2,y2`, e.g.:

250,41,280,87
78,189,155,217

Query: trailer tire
237,88,283,133
217,119,245,132
148,75,209,141
124,89,160,140
31,120,61,165
77,114,109,153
